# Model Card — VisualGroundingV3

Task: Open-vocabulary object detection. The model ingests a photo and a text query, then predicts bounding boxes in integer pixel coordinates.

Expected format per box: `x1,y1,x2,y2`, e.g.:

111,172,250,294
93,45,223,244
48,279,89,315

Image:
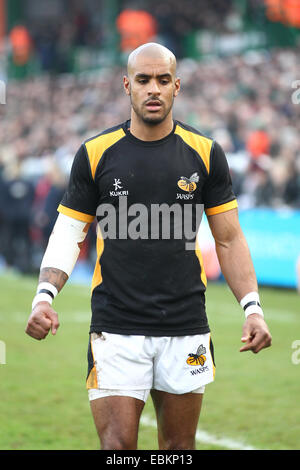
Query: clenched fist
25,302,60,340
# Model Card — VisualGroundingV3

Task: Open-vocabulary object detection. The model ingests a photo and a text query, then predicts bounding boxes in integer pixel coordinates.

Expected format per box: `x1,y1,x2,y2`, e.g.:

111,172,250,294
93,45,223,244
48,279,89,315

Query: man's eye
138,79,147,84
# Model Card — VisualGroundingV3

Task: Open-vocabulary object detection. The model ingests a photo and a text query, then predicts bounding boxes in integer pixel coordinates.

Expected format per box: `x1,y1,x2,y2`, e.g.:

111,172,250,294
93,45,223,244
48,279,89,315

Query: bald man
26,42,271,450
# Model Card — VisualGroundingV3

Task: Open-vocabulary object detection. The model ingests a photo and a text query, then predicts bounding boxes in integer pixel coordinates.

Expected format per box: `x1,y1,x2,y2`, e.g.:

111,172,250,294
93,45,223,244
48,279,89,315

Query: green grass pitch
0,272,299,450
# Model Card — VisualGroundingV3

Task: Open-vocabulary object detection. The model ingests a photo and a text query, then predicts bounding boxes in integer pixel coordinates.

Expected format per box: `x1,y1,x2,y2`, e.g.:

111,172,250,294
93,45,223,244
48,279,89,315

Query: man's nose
148,79,160,95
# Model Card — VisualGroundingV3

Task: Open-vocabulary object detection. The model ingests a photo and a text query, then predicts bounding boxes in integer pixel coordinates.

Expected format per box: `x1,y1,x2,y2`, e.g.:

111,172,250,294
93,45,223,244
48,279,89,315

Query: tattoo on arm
39,268,69,293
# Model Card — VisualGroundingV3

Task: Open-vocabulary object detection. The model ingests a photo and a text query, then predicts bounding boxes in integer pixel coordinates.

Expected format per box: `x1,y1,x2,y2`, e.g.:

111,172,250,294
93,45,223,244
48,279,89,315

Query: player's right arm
26,143,99,340
25,214,91,340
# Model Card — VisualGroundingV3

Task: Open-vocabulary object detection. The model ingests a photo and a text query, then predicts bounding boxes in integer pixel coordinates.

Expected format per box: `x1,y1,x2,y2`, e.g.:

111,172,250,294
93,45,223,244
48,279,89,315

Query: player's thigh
90,395,145,449
151,389,203,445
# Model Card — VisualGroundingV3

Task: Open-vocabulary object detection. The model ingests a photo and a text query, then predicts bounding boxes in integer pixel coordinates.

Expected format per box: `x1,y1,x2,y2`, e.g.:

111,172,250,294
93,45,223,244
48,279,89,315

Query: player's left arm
207,207,272,354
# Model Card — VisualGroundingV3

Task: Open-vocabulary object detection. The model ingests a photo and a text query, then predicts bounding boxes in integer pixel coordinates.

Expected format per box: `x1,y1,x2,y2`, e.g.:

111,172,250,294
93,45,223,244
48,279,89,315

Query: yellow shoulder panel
175,125,213,174
85,128,126,180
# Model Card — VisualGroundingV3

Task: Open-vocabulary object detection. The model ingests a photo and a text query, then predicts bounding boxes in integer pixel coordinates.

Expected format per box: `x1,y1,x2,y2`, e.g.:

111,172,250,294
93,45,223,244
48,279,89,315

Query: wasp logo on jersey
177,172,199,193
186,344,207,366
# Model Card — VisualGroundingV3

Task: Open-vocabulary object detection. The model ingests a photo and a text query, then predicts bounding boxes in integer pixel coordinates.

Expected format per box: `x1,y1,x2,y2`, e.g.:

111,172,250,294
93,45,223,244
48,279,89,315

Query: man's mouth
145,100,162,111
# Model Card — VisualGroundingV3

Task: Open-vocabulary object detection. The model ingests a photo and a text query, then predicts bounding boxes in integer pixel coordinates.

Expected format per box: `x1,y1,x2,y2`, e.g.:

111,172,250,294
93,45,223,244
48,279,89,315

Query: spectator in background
73,8,90,46
8,23,32,79
116,8,157,53
246,127,271,160
9,23,32,66
0,160,35,273
32,24,58,73
264,0,300,27
39,161,67,242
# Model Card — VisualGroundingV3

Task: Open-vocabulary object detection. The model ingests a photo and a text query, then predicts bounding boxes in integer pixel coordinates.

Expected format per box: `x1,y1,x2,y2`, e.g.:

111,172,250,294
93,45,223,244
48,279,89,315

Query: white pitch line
140,415,256,451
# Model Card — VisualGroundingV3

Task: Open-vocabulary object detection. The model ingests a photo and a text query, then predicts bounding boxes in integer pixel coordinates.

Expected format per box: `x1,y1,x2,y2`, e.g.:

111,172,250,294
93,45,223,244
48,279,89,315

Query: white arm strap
40,213,89,277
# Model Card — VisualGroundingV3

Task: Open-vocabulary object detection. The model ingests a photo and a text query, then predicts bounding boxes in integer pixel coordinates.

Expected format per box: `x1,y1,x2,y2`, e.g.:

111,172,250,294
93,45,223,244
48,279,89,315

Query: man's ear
123,76,131,96
174,77,181,97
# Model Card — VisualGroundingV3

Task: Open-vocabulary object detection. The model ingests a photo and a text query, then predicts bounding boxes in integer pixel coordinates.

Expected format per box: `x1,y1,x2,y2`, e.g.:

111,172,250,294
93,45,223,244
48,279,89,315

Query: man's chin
142,113,166,125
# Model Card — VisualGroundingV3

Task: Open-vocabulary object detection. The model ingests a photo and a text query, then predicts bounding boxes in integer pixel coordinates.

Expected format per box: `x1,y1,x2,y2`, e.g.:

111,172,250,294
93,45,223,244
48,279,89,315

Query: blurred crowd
133,0,235,57
5,0,236,76
176,49,300,209
0,46,299,273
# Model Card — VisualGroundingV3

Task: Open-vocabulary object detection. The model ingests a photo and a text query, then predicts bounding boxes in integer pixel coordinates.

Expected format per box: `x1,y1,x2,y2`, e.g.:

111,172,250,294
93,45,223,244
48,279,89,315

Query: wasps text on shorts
186,344,207,366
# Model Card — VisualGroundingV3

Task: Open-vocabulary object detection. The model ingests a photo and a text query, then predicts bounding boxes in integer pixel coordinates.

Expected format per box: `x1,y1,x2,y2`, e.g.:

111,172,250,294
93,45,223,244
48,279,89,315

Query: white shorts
86,332,215,403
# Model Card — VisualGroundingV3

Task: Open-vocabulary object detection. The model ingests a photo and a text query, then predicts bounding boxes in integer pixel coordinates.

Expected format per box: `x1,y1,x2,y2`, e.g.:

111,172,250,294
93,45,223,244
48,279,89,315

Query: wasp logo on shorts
186,344,207,366
177,172,199,193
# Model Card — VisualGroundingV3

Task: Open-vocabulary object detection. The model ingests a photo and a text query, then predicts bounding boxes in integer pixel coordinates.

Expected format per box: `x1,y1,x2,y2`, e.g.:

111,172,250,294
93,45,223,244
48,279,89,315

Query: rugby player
26,43,272,450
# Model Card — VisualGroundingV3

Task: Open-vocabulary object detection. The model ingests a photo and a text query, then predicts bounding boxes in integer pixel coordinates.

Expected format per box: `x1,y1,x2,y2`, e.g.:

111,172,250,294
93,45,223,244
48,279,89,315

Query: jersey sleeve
58,144,99,223
202,140,238,216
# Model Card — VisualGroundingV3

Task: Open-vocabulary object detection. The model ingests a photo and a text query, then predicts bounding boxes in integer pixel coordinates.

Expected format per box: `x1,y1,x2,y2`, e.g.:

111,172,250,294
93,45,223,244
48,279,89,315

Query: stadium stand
0,0,299,276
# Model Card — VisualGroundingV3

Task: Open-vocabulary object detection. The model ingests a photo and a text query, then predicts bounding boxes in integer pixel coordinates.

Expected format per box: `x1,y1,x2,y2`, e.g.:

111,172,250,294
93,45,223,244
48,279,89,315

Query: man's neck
129,113,174,141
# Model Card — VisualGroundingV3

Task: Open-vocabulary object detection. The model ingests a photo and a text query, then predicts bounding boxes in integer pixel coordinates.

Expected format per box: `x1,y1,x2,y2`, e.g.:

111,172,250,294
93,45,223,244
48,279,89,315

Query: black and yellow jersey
58,120,237,336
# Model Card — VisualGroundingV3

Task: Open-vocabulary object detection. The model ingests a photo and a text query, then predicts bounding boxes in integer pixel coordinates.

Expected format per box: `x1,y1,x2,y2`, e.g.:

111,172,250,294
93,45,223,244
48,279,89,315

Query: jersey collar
122,119,177,146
